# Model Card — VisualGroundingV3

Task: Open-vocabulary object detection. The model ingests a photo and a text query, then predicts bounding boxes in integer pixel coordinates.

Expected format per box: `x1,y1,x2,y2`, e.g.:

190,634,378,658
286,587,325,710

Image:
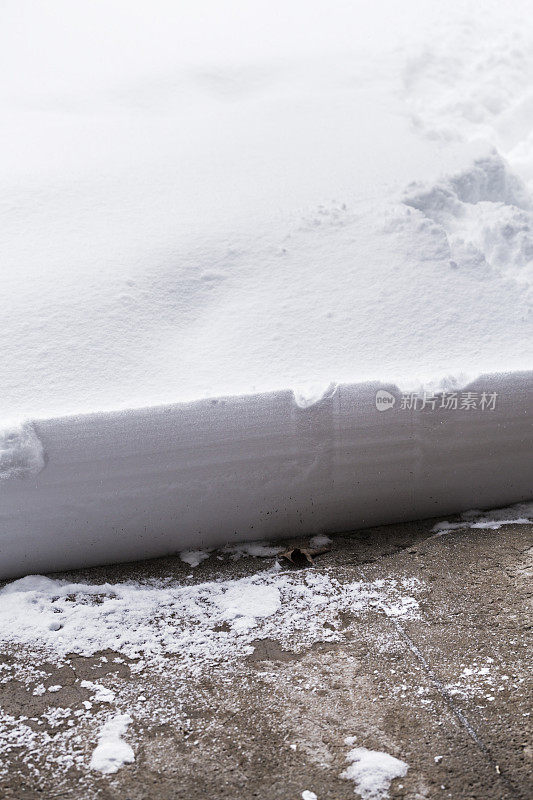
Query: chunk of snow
81,681,115,704
180,550,210,568
0,424,44,482
309,535,332,548
340,746,408,800
223,541,281,559
292,383,337,409
1,575,58,594
302,792,318,800
89,714,134,774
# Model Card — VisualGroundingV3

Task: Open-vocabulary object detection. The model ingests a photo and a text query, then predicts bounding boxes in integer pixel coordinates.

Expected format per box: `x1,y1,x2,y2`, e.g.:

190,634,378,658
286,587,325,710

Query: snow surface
1,1,532,424
89,714,134,774
340,742,408,800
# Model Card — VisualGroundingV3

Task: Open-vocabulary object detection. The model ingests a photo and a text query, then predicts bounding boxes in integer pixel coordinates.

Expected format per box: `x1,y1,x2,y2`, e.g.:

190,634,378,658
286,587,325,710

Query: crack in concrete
356,565,522,799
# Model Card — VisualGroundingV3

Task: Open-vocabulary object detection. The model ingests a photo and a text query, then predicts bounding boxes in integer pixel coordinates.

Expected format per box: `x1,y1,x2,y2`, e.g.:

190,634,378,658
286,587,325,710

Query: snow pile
0,2,531,575
433,501,533,533
0,570,421,670
89,714,134,774
340,740,408,799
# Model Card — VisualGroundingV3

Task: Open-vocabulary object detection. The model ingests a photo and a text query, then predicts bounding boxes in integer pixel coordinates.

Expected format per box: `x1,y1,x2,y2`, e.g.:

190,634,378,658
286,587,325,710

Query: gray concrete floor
0,517,531,799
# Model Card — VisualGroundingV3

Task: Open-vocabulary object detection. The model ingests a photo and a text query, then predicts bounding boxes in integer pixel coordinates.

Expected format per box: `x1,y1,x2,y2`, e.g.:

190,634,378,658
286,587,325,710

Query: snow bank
0,372,531,578
0,2,532,574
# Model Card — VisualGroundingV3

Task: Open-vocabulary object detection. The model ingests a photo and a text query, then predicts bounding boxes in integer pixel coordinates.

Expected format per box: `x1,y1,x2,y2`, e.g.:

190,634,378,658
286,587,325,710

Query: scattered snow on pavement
340,740,408,799
0,569,421,670
433,501,533,534
89,714,134,774
0,562,422,786
445,656,523,702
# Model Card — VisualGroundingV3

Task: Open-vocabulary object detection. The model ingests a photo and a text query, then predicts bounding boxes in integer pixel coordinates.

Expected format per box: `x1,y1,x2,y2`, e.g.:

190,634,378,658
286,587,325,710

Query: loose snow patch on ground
433,501,533,534
340,740,408,799
214,583,281,632
89,714,134,774
0,565,422,787
0,570,421,672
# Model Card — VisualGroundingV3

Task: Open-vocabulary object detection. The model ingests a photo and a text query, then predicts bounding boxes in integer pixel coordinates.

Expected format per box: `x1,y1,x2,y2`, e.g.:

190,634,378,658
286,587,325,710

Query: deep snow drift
1,0,532,422
0,1,532,574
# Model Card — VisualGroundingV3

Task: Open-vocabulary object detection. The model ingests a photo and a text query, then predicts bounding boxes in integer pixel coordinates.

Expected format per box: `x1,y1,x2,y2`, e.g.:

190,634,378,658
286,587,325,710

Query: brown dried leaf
279,546,330,566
